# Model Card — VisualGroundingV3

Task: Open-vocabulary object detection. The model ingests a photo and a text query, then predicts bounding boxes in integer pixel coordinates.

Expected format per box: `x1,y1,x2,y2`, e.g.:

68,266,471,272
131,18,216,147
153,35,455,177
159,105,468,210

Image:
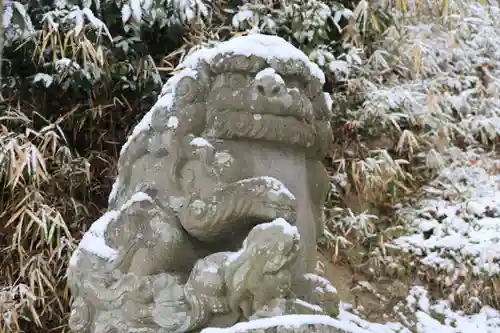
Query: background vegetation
0,0,498,332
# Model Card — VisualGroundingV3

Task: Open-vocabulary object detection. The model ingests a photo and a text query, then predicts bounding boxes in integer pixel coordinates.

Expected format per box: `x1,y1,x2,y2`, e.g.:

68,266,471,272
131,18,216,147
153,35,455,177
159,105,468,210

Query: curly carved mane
109,48,334,209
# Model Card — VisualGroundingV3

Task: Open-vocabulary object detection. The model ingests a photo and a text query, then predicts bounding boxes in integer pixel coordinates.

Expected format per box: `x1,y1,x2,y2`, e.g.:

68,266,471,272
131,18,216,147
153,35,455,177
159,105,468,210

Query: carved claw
300,273,340,317
250,298,291,319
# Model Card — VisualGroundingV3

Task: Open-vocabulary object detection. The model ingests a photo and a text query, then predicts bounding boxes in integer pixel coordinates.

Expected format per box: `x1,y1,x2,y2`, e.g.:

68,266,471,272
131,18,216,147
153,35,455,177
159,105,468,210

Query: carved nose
255,76,286,97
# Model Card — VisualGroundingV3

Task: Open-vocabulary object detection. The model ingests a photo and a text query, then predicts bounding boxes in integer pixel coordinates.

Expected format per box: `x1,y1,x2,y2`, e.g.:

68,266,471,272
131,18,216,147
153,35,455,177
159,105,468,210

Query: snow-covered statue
66,34,338,333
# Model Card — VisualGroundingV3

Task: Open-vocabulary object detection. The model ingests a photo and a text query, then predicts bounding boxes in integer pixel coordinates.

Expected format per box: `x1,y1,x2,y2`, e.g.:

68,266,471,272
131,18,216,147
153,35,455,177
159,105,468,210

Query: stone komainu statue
66,34,339,333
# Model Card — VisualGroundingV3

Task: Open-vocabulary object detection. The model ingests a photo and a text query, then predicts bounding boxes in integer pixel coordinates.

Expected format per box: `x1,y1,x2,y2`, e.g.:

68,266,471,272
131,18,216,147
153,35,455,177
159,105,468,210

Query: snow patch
255,67,285,84
119,108,154,156
404,286,500,333
225,249,243,266
336,287,500,333
253,218,299,238
76,210,120,262
231,9,255,28
154,93,175,111
68,248,81,267
121,191,152,211
294,299,323,313
324,92,333,112
73,192,152,263
190,137,213,148
108,178,120,204
256,176,296,200
303,273,338,294
160,68,199,97
178,34,325,84
394,152,500,275
201,315,371,333
337,305,407,333
167,116,179,129
202,264,219,274
33,73,53,87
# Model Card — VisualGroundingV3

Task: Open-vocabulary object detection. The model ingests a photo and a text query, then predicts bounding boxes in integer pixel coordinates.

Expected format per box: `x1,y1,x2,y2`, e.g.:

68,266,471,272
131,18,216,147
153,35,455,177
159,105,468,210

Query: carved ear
174,75,203,106
174,103,207,137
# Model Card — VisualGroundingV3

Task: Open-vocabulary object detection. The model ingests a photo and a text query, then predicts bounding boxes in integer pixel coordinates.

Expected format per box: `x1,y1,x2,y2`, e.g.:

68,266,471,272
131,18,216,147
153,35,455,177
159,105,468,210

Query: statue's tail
68,297,94,333
69,243,144,310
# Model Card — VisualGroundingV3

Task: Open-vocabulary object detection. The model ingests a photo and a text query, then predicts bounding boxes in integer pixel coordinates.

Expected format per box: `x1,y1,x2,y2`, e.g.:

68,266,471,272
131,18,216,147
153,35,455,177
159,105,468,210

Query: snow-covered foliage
230,0,356,78
274,0,500,321
402,286,500,332
314,0,500,318
344,286,500,333
5,0,212,42
3,1,35,42
119,0,212,27
394,149,500,275
1,0,211,95
328,1,500,146
355,1,500,274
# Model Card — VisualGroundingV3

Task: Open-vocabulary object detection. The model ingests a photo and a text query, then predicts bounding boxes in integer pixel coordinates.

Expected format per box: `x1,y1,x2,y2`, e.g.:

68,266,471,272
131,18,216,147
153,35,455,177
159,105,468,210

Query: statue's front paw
250,298,290,320
301,273,340,317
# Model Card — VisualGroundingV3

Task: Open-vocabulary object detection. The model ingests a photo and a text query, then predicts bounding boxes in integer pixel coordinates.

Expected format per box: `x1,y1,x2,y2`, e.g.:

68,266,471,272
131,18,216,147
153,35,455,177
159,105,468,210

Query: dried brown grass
0,89,143,332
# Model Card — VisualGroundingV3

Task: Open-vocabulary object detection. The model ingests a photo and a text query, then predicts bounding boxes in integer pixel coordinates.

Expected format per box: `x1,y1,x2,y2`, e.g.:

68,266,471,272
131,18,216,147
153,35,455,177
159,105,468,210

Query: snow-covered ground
394,149,500,276
202,286,500,333
341,286,500,333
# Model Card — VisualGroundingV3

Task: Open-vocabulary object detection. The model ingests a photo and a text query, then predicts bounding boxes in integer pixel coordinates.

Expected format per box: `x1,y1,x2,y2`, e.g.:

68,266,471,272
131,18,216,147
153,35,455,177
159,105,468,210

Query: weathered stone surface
246,326,347,333
208,324,350,333
67,33,338,333
200,315,369,333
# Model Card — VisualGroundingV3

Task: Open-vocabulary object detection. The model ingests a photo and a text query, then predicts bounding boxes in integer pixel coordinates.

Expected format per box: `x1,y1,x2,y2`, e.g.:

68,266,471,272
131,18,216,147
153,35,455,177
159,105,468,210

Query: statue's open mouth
207,110,317,149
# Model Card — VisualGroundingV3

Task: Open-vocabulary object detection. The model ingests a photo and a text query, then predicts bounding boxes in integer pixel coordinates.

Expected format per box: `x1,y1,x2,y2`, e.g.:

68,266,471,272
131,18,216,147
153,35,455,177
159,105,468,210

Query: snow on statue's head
110,34,334,210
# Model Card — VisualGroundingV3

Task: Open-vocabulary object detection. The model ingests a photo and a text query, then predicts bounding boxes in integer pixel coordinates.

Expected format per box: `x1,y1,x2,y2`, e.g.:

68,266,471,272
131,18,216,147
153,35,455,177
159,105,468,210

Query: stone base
200,315,368,333
217,324,350,333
